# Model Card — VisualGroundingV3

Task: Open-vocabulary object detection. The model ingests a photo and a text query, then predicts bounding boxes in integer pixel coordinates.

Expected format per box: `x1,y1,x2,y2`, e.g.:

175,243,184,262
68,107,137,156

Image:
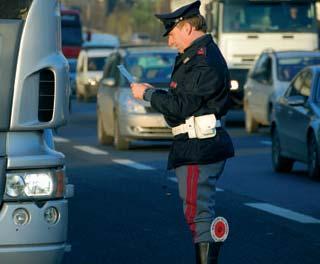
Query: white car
76,48,114,101
244,50,320,133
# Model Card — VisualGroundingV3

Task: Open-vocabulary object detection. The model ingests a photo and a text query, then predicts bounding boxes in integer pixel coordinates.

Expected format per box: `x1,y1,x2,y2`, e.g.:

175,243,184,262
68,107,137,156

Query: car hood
87,71,103,81
118,88,151,107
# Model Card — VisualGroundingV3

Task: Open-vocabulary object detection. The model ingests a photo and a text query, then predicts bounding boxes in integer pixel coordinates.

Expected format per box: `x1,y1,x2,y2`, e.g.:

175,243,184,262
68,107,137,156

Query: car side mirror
102,78,116,87
287,95,306,106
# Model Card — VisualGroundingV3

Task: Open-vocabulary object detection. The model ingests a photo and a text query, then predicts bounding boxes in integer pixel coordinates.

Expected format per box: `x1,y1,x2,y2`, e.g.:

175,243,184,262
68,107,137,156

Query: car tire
113,114,129,150
97,111,113,145
307,133,320,180
271,128,294,173
245,107,258,133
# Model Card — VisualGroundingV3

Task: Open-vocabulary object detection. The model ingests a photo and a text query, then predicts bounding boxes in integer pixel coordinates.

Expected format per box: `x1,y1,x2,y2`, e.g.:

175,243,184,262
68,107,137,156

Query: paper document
117,64,135,84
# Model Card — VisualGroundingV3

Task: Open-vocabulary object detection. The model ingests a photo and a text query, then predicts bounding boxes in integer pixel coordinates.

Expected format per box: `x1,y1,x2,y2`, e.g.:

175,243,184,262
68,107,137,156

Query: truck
0,0,73,263
172,0,319,109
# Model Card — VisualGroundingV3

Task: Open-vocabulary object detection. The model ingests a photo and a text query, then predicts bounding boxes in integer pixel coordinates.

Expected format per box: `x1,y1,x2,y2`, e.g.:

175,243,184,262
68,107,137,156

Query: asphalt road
59,100,320,264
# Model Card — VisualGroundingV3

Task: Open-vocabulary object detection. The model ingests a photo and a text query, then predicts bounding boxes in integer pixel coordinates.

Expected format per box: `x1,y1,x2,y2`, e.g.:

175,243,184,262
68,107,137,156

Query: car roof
83,48,115,57
116,45,177,57
266,50,320,59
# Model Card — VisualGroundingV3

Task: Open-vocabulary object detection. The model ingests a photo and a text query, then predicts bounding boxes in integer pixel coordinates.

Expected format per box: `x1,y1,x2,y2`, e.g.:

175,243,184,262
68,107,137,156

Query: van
76,48,114,101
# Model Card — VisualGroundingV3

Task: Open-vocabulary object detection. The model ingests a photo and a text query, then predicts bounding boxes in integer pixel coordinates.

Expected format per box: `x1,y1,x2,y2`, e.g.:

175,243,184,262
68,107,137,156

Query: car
244,50,320,133
271,65,320,180
96,45,177,150
76,48,114,101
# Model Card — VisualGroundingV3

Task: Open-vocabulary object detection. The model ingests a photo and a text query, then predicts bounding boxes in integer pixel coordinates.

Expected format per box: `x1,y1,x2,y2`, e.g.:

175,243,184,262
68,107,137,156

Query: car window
251,54,272,83
252,54,268,76
300,71,312,97
286,71,311,98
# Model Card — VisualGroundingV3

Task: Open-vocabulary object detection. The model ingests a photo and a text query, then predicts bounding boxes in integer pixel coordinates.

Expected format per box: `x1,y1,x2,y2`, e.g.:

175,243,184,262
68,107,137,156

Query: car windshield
88,57,107,71
124,52,176,85
277,56,320,82
223,2,316,33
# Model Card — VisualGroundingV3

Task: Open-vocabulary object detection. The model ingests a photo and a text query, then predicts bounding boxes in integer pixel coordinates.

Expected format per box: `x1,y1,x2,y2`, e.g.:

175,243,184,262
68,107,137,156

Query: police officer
130,1,234,263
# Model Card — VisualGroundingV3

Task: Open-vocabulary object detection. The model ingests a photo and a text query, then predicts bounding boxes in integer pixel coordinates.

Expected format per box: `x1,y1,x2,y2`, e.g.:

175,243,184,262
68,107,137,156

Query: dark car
271,66,320,179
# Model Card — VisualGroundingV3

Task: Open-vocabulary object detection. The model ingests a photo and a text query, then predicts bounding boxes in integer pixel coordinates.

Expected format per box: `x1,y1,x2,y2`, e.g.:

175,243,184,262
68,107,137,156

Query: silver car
97,46,177,150
271,65,320,179
244,50,320,133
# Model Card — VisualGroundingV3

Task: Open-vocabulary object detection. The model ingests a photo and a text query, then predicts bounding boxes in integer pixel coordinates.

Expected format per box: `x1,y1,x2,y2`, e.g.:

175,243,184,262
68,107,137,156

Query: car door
98,53,120,136
286,71,313,160
277,70,311,159
246,54,273,123
253,55,274,124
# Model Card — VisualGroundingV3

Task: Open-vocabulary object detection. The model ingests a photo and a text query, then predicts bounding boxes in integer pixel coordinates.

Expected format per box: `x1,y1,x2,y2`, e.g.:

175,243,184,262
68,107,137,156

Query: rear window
0,0,33,19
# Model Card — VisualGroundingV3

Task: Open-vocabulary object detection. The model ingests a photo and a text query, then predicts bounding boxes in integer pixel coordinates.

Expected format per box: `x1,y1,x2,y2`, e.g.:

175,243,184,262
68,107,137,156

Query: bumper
84,84,98,98
119,113,172,139
0,243,66,264
0,199,69,264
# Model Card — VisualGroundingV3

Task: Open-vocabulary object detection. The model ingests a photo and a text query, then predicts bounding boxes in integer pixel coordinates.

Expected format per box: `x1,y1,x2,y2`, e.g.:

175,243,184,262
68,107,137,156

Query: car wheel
307,133,320,180
97,111,113,145
245,107,258,133
113,114,129,150
271,128,294,173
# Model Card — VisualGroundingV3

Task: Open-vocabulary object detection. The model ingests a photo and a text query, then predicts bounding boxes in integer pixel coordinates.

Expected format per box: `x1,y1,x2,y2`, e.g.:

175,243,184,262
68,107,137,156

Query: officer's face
168,26,187,53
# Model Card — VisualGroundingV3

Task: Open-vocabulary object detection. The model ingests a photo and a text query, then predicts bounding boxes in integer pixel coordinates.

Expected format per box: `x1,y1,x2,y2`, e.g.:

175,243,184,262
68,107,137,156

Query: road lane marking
168,177,224,191
54,137,70,143
245,203,320,224
261,140,272,146
74,145,109,155
112,159,155,170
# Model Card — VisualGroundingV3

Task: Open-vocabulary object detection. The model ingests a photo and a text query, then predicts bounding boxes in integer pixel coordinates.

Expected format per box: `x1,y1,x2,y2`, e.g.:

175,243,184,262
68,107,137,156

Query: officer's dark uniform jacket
149,34,234,169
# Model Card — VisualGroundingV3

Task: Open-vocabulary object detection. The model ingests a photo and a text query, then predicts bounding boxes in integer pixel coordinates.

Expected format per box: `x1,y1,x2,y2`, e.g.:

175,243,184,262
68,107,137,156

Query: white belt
172,114,221,138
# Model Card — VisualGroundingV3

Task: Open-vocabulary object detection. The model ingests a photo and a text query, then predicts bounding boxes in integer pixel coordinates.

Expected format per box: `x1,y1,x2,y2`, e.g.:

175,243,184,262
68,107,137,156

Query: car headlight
230,80,239,91
4,169,65,201
88,78,97,86
119,93,146,114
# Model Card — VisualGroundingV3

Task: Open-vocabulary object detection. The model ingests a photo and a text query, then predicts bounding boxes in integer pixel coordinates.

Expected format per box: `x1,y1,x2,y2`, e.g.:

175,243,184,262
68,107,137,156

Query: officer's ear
181,22,193,36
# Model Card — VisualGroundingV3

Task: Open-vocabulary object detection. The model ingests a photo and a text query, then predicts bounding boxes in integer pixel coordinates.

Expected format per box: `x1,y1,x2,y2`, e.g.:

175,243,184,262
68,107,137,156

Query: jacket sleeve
150,62,229,120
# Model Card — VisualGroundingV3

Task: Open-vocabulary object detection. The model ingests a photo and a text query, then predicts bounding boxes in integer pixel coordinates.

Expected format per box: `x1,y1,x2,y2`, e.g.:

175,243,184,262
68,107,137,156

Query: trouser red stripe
185,165,199,238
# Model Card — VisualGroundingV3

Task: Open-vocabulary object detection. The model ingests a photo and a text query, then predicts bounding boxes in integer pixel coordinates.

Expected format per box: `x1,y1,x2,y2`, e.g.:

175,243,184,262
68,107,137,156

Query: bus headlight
24,173,54,197
6,175,25,198
5,169,65,200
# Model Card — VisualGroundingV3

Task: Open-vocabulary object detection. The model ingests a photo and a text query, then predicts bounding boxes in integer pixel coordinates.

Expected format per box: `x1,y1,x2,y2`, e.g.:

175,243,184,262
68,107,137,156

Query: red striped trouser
175,161,226,243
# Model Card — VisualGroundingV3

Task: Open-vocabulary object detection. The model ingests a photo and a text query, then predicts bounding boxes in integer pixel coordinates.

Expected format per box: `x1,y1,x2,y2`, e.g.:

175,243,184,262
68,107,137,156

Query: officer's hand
130,83,153,100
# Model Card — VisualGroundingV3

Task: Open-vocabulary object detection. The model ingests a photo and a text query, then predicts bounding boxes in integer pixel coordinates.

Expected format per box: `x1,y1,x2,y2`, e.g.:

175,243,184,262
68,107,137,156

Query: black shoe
195,242,222,264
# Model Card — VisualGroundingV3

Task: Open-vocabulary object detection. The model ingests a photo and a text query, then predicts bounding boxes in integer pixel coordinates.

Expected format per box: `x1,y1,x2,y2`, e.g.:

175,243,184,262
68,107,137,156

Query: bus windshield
223,2,317,33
